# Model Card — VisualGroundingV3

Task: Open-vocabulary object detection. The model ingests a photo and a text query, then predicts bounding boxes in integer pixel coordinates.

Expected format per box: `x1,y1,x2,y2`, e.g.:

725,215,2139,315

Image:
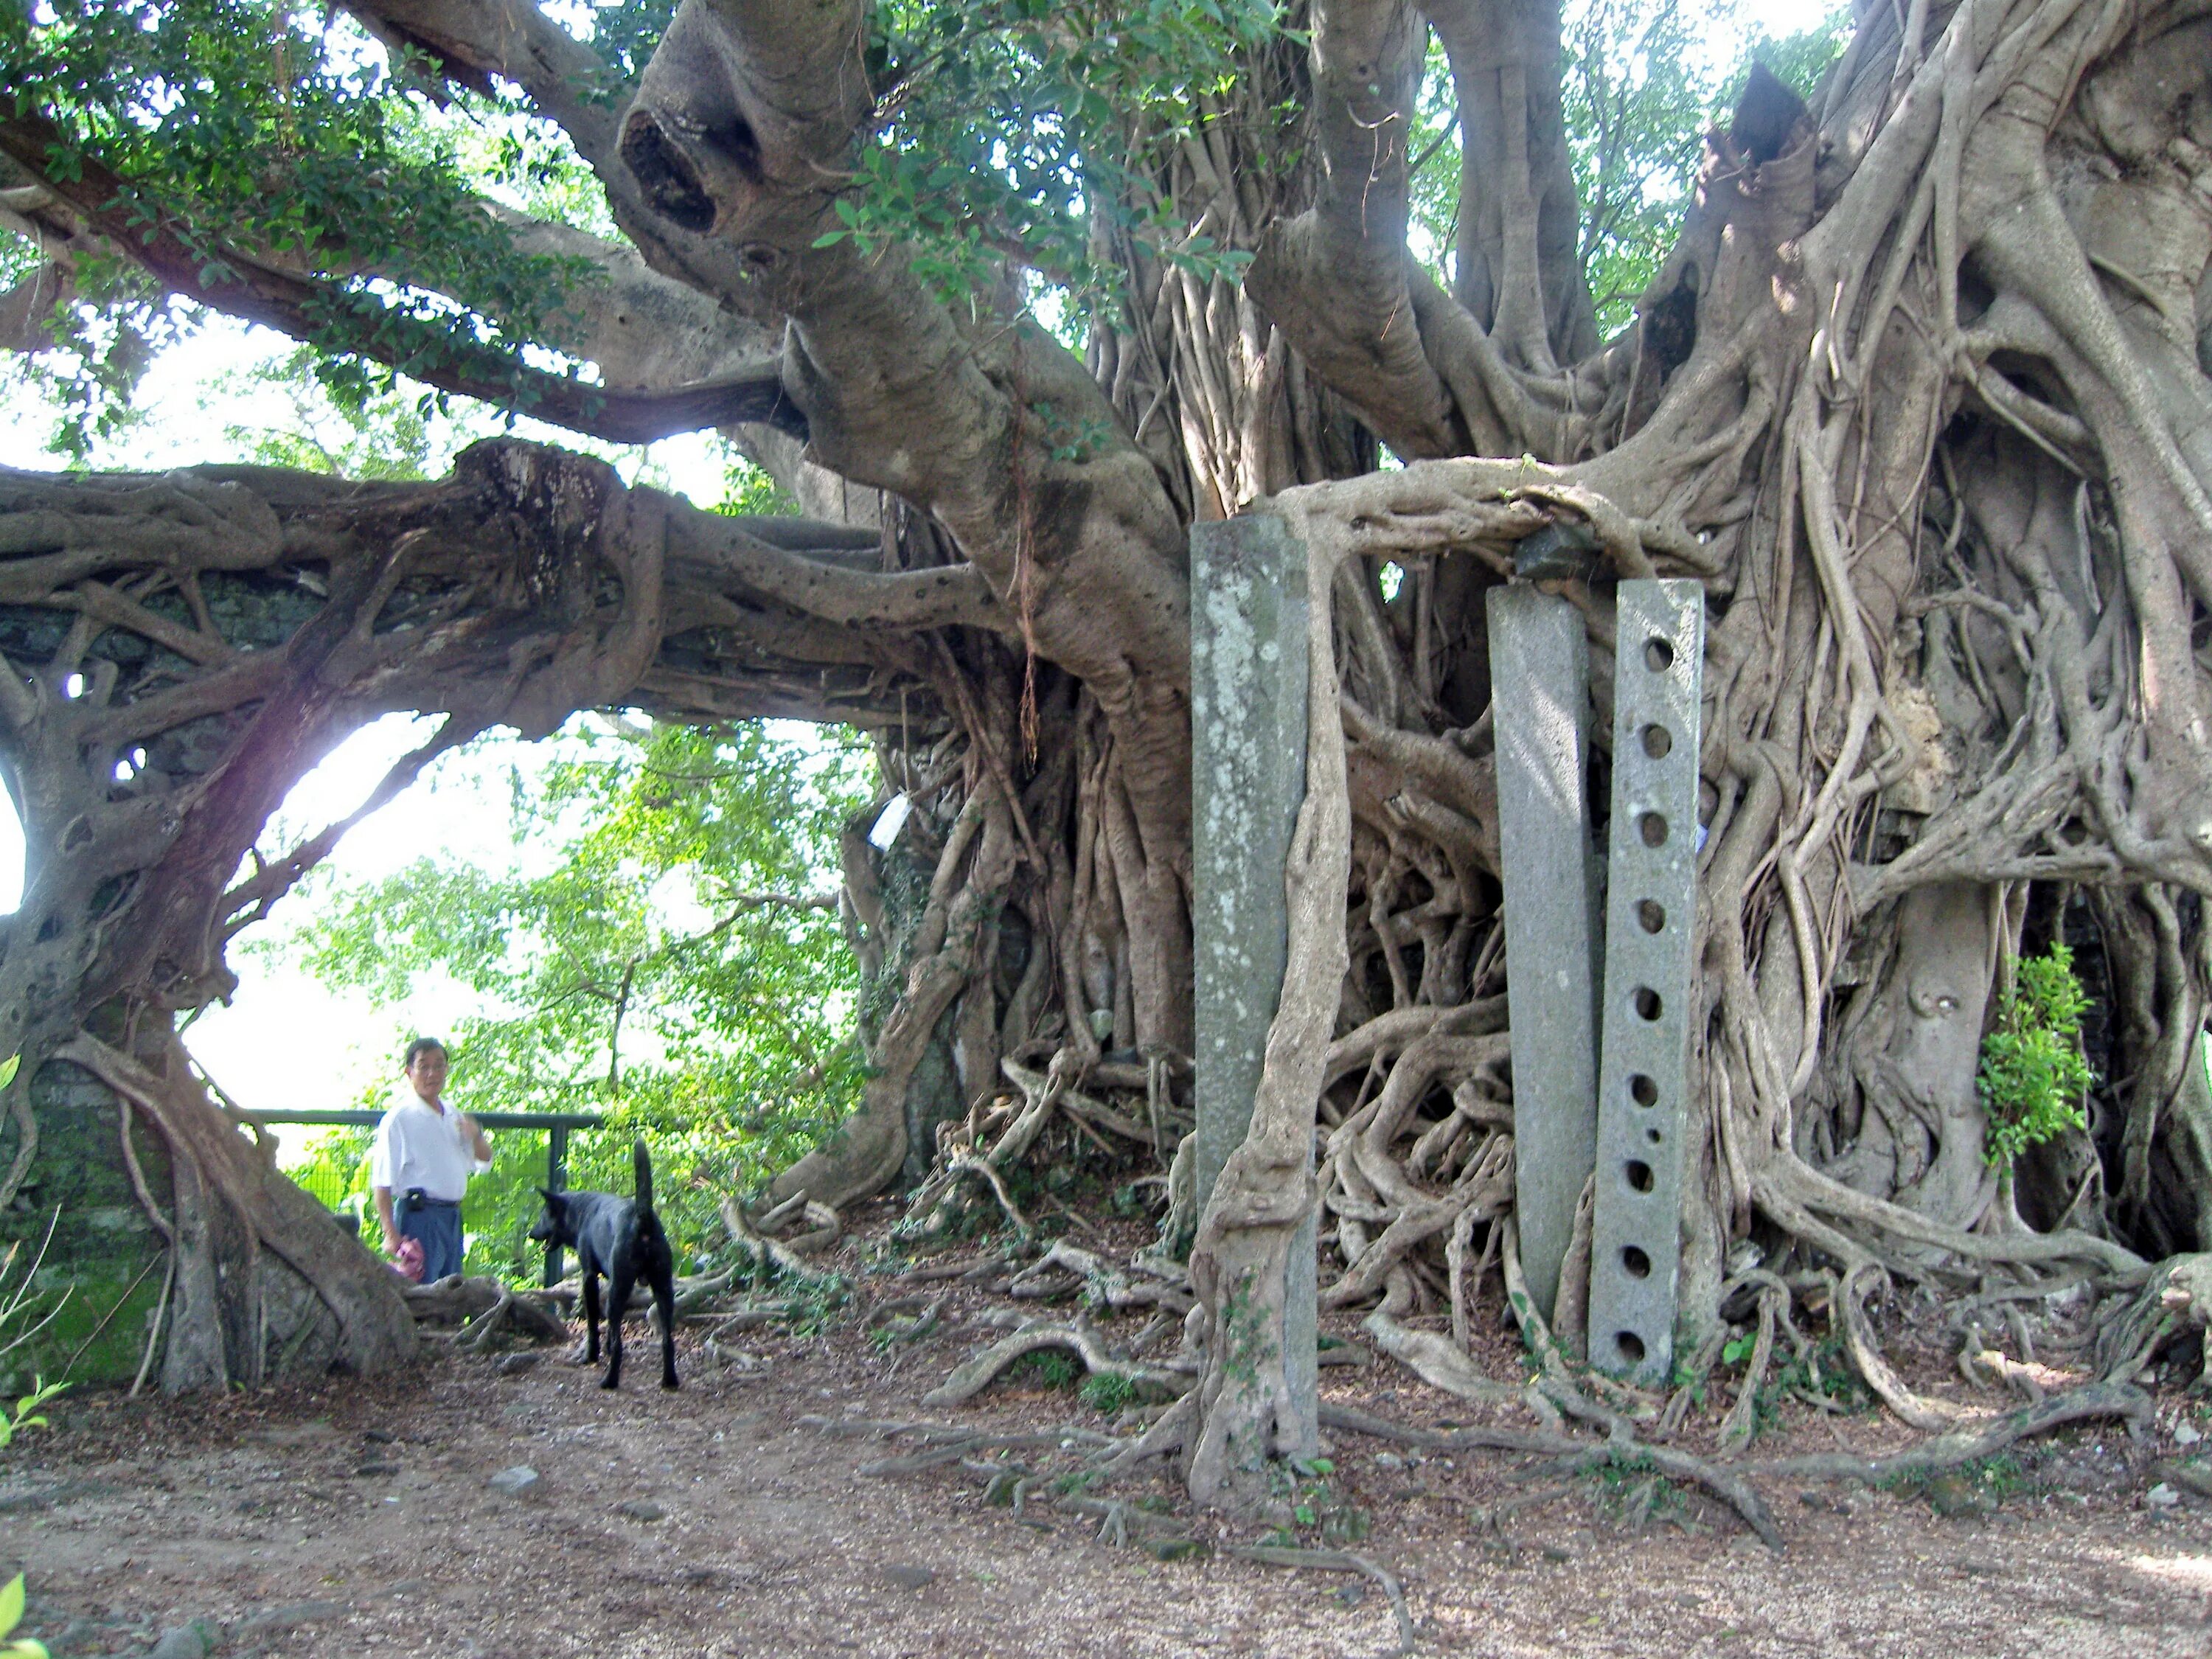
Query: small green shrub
1078,1371,1135,1416
1978,942,2095,1168
1,1573,51,1659
1012,1349,1079,1390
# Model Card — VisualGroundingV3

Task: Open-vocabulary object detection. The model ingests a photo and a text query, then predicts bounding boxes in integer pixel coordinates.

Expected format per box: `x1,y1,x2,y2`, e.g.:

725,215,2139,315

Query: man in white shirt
370,1038,493,1283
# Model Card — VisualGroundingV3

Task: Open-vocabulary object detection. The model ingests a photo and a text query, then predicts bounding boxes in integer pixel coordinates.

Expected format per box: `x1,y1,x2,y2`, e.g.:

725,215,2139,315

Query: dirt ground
7,1254,2212,1659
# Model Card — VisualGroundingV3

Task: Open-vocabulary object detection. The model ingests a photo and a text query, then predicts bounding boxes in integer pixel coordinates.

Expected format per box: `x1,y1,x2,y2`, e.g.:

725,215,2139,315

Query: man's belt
402,1189,462,1208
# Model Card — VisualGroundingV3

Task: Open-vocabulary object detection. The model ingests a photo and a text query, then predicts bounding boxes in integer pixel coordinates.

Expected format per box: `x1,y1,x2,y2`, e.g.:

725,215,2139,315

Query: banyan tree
4,0,2211,1513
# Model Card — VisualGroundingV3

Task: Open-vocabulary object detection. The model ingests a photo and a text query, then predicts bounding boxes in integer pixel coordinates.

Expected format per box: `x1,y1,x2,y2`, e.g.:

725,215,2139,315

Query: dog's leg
650,1256,680,1391
602,1269,633,1390
581,1271,602,1365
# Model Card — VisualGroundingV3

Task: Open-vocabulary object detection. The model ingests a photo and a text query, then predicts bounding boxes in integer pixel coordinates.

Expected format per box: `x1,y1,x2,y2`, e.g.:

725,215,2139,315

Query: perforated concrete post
1588,579,1705,1384
1486,585,1603,1325
1189,512,1318,1435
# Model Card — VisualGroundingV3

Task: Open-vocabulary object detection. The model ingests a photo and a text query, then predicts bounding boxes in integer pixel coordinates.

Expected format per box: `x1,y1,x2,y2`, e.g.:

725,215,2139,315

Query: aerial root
1717,1279,1784,1453
1229,1545,1416,1655
1834,1262,1967,1431
2093,1253,2212,1388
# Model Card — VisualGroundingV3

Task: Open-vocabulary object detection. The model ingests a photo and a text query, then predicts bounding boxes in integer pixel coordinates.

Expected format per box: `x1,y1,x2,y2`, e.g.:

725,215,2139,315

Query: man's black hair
403,1037,448,1069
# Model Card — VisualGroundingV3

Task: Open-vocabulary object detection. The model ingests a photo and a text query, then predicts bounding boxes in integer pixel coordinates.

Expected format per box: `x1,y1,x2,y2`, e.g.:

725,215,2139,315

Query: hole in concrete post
1636,900,1666,933
1629,1073,1659,1106
1632,987,1662,1021
1646,1126,1663,1145
1641,723,1672,759
1638,811,1668,847
1625,1160,1655,1192
1616,1331,1647,1364
1644,637,1675,672
1622,1246,1652,1279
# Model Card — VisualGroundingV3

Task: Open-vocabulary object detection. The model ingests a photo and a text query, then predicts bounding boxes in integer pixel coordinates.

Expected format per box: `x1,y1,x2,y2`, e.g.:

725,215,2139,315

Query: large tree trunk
6,0,2211,1514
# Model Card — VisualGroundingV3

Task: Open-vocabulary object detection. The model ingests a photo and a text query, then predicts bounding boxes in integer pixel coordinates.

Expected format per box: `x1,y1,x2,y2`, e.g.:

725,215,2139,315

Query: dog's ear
537,1186,563,1206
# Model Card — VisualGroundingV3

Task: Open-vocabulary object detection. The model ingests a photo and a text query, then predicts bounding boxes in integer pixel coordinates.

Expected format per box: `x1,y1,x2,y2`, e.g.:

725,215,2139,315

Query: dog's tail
633,1137,655,1217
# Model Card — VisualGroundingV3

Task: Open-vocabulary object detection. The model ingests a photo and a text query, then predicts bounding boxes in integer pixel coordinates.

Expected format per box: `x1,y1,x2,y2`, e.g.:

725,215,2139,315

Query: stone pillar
1486,585,1602,1324
1588,579,1705,1383
1190,512,1318,1434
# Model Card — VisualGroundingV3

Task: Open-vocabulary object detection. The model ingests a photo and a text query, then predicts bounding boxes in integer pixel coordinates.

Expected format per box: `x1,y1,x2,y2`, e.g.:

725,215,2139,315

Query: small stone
497,1352,540,1376
2146,1483,2182,1509
361,1428,396,1444
1331,1582,1368,1607
487,1466,541,1500
882,1565,936,1591
617,1500,665,1523
1927,1473,1992,1518
1139,1537,1204,1563
2175,1422,2203,1447
147,1622,213,1659
233,1601,345,1635
353,1461,400,1478
1372,1453,1403,1472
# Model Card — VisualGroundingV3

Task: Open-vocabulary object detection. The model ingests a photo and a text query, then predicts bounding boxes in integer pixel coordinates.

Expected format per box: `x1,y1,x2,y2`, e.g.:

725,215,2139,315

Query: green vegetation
1267,1455,1368,1547
1079,1370,1136,1416
1,1573,50,1659
0,1237,60,1659
265,718,872,1276
1978,942,2096,1169
1405,1,1851,336
1011,1349,1081,1391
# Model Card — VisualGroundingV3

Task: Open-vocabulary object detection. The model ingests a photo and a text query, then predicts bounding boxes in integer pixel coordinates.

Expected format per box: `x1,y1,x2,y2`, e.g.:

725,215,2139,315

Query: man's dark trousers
398,1190,464,1281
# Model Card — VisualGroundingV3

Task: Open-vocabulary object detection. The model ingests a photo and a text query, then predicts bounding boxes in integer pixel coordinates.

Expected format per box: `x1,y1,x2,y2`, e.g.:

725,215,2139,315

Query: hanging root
1717,1277,1786,1454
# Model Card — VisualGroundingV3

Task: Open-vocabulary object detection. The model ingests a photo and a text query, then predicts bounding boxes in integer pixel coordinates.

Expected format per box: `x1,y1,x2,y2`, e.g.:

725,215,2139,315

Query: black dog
529,1139,678,1391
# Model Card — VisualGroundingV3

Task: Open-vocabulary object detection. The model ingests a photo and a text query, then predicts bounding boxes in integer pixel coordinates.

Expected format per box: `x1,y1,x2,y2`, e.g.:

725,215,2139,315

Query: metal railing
239,1109,604,1284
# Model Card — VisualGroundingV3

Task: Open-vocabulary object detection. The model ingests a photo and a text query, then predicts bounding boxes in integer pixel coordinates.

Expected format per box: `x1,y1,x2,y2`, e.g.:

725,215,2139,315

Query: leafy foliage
4,0,599,448
1401,1,1851,337
1560,0,1851,334
1,1572,52,1659
269,717,873,1273
1978,942,2096,1169
813,0,1290,310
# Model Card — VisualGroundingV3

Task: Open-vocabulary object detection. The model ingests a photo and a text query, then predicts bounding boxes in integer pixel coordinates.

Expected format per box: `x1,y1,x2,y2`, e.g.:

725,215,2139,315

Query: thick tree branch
0,112,805,443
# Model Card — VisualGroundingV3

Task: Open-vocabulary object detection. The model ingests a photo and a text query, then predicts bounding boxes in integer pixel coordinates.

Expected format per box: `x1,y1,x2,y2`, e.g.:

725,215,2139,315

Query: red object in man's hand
390,1236,425,1284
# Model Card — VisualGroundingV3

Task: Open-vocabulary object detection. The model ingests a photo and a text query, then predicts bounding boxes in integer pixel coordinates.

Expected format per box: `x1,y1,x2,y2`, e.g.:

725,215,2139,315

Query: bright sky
0,0,1840,1161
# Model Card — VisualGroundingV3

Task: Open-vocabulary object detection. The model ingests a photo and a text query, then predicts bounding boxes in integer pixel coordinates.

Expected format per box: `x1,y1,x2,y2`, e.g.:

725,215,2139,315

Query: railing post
543,1123,571,1287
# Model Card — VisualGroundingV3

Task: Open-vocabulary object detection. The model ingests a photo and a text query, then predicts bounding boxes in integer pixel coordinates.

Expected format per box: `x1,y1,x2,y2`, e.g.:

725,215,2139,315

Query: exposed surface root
1227,1546,1416,1655
1755,1381,2155,1482
1319,1402,1785,1551
919,1318,1188,1408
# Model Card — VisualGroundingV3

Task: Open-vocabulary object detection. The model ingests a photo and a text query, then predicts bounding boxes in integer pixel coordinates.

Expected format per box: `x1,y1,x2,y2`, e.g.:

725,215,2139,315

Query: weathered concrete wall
0,1060,170,1394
